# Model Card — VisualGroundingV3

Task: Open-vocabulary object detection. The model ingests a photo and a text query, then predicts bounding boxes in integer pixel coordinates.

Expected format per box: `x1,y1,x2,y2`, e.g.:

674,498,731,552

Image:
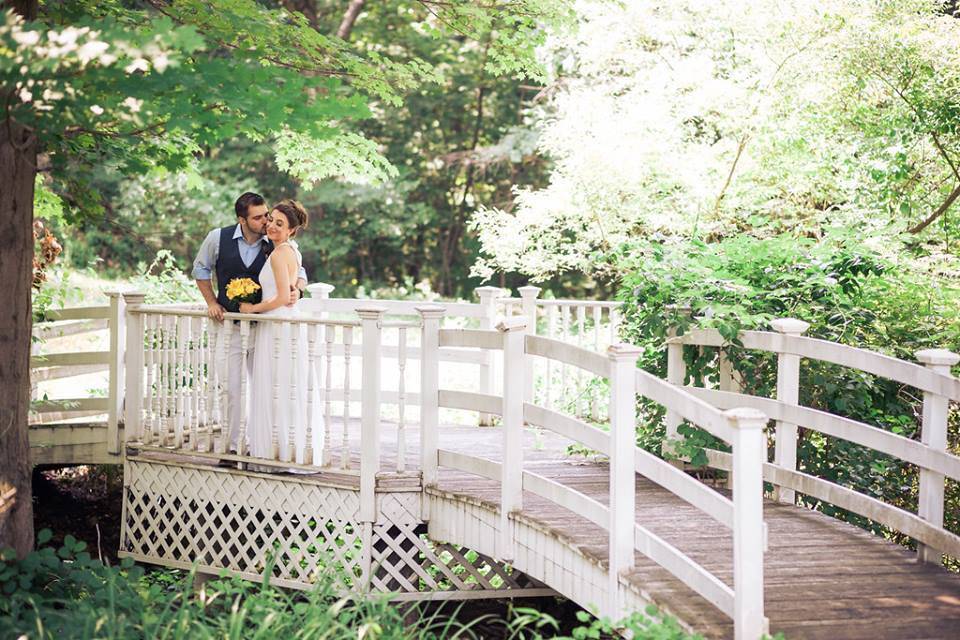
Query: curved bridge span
32,289,960,639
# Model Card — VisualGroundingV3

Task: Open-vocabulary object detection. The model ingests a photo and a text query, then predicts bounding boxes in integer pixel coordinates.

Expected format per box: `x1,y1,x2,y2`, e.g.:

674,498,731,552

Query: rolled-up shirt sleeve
192,228,220,280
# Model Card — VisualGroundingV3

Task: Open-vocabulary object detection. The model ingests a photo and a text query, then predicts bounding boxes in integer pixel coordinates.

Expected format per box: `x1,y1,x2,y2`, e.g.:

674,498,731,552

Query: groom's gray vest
215,225,268,309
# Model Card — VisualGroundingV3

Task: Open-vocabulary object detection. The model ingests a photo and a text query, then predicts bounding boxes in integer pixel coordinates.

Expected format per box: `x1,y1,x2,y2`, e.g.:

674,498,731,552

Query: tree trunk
0,119,37,558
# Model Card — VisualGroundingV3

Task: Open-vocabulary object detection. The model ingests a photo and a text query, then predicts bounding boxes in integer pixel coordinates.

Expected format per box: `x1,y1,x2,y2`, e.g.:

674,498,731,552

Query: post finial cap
306,282,335,296
724,407,768,429
915,348,960,367
496,316,528,332
770,318,810,335
355,305,388,320
608,343,643,361
415,305,446,319
518,285,542,298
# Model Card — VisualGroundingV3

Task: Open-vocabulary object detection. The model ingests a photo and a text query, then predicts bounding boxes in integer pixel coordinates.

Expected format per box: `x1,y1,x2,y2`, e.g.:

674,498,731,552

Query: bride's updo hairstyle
271,199,309,237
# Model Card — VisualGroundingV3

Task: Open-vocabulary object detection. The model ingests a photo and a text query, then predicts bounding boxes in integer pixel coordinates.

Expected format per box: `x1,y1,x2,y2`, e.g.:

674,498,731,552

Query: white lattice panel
120,458,550,599
370,521,547,596
121,459,364,589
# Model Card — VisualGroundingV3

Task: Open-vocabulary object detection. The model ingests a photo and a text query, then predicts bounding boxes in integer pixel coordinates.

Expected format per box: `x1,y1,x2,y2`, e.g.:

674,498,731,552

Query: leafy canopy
5,0,574,217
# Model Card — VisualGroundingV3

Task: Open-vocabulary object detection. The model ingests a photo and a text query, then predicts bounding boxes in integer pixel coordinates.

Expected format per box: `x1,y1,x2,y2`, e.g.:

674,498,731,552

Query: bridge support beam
915,348,959,564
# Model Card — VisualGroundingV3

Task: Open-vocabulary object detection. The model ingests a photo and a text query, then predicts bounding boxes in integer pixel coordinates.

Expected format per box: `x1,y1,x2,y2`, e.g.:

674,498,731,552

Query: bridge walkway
138,421,960,640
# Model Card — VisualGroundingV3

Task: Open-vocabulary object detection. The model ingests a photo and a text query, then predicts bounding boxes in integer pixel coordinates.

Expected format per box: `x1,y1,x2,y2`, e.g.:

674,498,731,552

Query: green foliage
0,531,469,639
565,605,701,640
1,532,707,640
471,0,960,283
129,250,203,303
616,233,960,561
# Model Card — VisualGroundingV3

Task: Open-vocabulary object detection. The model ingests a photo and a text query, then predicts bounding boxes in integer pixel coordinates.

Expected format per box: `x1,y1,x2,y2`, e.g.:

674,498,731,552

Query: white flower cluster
469,0,960,282
2,10,171,117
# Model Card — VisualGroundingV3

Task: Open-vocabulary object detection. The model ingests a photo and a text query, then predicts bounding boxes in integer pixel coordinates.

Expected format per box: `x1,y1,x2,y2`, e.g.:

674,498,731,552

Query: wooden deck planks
133,421,960,639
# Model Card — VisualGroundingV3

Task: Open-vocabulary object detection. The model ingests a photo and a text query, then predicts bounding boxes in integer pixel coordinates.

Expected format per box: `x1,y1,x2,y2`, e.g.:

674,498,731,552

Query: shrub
615,234,960,564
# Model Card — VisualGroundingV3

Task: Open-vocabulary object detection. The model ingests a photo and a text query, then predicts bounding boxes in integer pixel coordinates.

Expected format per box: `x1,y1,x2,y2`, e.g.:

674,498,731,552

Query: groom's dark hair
235,192,266,219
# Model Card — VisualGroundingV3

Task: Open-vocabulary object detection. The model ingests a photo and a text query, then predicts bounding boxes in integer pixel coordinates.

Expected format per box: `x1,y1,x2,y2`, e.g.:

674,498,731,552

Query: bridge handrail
689,388,960,482
435,448,737,618
29,295,126,450
426,314,766,637
687,388,960,560
667,320,960,566
669,328,960,402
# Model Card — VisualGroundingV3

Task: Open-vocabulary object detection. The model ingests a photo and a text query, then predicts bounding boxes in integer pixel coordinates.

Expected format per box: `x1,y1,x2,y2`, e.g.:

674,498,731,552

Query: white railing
424,313,769,640
118,289,768,638
667,319,960,566
496,286,624,421
29,291,128,455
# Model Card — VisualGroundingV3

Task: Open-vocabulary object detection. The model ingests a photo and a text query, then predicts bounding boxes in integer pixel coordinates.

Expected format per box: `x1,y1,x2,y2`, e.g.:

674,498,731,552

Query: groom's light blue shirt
192,224,307,281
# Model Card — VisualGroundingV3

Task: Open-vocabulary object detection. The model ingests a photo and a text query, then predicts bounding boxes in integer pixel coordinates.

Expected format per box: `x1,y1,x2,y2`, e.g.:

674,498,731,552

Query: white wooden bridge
29,286,960,639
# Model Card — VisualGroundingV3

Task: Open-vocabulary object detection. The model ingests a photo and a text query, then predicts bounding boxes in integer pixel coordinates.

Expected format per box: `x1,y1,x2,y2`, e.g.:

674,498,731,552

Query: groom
193,191,307,454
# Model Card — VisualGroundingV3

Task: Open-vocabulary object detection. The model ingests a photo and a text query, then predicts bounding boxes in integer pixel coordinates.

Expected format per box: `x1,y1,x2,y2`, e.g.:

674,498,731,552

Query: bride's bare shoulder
272,243,297,261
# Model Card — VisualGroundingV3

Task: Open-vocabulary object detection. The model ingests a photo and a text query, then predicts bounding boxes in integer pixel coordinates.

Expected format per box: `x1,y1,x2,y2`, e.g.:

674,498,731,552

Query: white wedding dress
247,246,324,468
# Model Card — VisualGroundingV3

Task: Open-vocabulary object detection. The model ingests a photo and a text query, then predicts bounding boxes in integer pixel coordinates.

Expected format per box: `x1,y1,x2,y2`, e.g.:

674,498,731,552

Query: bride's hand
239,302,256,314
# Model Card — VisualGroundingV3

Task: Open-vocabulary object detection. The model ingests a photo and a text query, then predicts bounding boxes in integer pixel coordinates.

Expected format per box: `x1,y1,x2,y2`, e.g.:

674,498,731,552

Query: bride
239,199,323,467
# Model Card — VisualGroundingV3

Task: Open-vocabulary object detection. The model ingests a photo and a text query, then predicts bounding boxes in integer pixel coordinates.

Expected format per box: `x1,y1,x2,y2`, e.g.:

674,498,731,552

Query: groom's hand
207,302,225,322
286,285,299,307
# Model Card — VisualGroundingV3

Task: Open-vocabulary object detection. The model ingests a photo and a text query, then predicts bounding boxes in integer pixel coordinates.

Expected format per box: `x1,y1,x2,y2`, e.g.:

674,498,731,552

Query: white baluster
218,321,232,454
475,286,501,426
592,305,602,421
664,305,690,461
609,306,622,344
152,314,163,446
186,316,199,450
560,305,570,411
160,315,172,446
545,305,556,411
197,318,209,450
238,320,252,458
288,321,298,464
576,305,586,417
174,316,188,448
271,320,281,460
341,326,353,469
397,326,407,473
417,307,445,496
143,314,156,446
305,323,318,465
323,324,335,466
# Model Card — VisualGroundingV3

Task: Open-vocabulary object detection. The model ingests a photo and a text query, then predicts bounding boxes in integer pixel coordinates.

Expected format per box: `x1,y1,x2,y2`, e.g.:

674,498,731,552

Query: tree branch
908,182,960,233
337,0,365,40
281,0,319,30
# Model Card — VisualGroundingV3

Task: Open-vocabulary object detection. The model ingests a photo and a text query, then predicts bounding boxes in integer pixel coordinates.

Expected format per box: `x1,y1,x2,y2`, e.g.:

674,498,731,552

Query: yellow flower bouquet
225,277,261,312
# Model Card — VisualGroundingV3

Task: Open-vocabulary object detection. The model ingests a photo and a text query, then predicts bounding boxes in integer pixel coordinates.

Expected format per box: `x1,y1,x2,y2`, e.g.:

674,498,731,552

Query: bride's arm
240,247,295,313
